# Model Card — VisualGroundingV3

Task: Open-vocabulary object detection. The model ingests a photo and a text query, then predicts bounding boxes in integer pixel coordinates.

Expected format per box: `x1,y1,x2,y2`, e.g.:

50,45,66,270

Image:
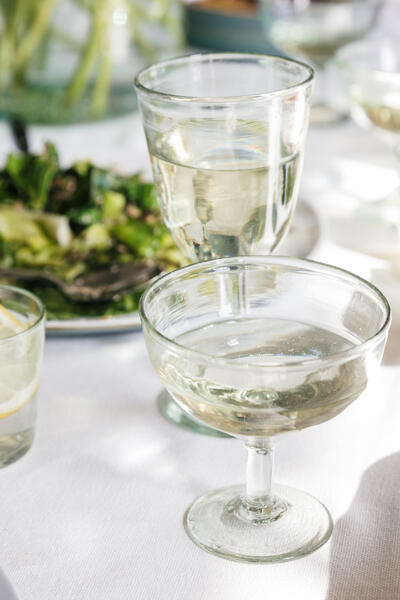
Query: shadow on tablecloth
326,452,400,600
0,567,18,599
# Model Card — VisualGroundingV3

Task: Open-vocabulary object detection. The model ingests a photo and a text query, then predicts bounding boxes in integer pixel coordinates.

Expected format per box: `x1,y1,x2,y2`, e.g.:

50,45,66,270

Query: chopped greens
0,144,185,320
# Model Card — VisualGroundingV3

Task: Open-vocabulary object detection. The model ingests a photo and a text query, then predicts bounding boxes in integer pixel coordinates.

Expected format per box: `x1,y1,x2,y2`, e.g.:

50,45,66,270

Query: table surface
1,10,400,598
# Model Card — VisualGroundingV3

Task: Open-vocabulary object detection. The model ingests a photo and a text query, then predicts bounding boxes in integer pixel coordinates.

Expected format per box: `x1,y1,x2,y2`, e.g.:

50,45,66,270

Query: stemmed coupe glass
337,37,400,141
261,0,381,125
139,256,390,562
335,37,400,257
135,53,314,434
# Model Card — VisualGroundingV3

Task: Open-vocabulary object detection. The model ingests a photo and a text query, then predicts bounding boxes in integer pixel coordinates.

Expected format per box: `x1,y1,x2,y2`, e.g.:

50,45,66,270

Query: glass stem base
184,484,333,563
157,390,230,437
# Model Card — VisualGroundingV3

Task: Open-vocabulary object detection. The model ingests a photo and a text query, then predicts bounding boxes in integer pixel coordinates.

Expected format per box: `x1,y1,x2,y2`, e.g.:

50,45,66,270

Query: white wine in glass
159,318,367,437
150,123,301,261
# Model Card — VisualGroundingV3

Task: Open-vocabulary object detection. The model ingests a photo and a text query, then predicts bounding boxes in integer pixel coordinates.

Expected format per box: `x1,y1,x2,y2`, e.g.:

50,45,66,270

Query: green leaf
81,223,111,250
102,190,126,220
0,207,50,251
0,235,15,267
112,220,161,256
136,182,158,212
67,206,102,227
89,166,117,202
5,142,59,210
115,173,141,203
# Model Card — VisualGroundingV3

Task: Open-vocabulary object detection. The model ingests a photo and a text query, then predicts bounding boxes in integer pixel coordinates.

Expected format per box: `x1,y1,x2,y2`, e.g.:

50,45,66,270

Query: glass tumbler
0,285,45,467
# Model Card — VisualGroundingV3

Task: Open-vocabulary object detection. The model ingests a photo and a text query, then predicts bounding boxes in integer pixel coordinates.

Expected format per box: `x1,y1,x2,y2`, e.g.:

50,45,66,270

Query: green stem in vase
0,34,13,91
49,26,84,53
12,0,58,77
0,0,183,120
63,0,108,109
90,0,131,116
128,3,157,63
0,0,26,91
156,0,184,47
90,32,111,117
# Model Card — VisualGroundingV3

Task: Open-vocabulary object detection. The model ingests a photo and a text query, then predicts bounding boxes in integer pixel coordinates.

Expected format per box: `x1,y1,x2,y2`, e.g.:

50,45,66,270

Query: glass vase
0,0,183,124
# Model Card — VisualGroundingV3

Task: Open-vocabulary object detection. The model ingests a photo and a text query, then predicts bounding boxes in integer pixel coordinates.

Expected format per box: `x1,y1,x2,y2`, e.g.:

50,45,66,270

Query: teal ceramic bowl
184,3,277,54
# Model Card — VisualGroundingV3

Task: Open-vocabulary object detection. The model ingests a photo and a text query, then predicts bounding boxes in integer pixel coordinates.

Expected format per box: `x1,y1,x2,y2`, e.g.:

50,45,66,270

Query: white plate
46,201,320,335
47,311,142,335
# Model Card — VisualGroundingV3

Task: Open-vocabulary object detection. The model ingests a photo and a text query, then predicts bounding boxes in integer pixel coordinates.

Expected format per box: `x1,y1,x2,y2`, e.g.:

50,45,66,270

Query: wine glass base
310,103,348,126
184,484,333,563
157,390,230,437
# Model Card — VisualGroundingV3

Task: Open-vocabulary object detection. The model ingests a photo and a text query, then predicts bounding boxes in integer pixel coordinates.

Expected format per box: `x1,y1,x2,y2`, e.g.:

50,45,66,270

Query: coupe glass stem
236,440,289,523
246,442,273,499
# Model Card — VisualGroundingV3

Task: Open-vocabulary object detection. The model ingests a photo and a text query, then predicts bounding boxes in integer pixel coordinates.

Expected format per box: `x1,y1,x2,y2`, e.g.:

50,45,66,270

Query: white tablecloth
2,11,400,597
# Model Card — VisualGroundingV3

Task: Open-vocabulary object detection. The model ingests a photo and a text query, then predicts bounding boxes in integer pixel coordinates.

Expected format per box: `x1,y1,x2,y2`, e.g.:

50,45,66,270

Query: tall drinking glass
135,53,314,433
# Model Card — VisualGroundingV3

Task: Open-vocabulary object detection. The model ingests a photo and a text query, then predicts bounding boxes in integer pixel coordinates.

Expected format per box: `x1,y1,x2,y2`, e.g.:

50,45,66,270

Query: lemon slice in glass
0,304,25,338
0,304,38,418
0,376,38,419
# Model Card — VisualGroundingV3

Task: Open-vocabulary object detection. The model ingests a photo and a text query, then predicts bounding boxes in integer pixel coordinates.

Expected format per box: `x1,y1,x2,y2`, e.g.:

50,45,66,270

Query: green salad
0,143,184,320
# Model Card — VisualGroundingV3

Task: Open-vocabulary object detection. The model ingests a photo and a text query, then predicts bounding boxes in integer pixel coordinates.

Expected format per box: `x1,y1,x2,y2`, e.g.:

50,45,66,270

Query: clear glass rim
335,37,400,82
134,52,314,104
0,283,46,343
139,256,391,370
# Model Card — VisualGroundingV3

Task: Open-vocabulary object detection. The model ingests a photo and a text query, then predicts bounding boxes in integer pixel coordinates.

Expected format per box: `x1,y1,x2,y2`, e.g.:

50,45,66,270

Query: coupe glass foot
184,484,333,563
157,390,230,437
